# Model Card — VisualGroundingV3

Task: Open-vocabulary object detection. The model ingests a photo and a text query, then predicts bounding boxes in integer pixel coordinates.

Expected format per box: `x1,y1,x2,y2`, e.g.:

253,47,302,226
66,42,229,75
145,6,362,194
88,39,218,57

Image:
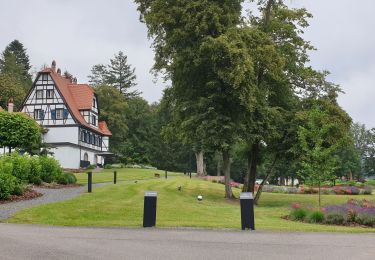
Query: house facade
20,61,112,169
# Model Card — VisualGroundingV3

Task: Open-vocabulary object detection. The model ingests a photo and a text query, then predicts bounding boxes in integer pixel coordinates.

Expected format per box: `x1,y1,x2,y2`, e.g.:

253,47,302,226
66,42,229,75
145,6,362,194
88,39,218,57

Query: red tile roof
40,68,112,136
99,121,112,136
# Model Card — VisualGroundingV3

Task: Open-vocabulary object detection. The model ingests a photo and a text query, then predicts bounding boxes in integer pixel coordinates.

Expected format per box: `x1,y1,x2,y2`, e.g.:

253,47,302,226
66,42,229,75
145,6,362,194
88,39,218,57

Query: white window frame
56,108,64,119
36,90,43,99
46,89,54,99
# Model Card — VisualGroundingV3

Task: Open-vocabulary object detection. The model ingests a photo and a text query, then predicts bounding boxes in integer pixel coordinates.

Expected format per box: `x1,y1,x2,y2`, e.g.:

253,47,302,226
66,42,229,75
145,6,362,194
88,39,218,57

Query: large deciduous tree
135,0,244,198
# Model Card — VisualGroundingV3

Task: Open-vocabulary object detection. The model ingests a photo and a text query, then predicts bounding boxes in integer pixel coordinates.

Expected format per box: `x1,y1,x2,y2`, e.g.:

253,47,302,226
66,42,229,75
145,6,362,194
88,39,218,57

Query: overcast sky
1,0,374,128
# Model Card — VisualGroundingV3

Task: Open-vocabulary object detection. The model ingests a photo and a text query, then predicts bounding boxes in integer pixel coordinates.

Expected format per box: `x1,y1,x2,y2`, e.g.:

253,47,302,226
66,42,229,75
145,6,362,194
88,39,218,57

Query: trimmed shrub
325,213,345,225
290,208,308,221
39,156,62,183
0,173,18,200
307,211,325,223
57,173,77,185
9,153,30,181
104,164,113,169
28,156,42,185
356,215,375,227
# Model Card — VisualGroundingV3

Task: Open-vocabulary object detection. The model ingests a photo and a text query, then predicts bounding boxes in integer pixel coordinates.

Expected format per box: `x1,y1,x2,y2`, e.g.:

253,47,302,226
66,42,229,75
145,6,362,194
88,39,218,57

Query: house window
56,109,64,119
42,74,48,81
46,89,54,99
34,109,44,120
81,131,85,141
93,98,96,108
92,115,96,126
36,90,43,99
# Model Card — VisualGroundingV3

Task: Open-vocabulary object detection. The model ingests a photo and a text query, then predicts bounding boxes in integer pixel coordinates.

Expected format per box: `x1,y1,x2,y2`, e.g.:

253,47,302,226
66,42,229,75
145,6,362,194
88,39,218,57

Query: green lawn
74,168,183,184
8,174,375,232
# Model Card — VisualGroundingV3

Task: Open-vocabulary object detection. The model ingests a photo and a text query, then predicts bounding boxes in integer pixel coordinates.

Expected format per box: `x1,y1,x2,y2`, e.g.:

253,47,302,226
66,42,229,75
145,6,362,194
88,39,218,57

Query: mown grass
8,174,375,232
74,168,183,184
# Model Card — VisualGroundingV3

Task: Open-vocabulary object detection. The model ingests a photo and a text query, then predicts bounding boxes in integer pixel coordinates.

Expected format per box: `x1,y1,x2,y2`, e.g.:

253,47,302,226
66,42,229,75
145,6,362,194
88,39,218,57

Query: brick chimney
7,97,14,113
51,60,56,72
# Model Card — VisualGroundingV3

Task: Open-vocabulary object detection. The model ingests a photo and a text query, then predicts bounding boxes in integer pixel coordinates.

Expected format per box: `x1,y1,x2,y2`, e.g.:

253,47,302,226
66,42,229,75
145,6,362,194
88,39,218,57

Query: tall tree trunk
195,151,206,177
318,181,321,209
223,150,234,199
254,157,277,205
217,159,221,176
349,171,353,181
247,143,260,193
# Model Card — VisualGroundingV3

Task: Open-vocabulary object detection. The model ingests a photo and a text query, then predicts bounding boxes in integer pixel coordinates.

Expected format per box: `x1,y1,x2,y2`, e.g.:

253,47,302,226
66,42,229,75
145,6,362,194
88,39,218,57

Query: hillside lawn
7,169,375,232
74,168,183,184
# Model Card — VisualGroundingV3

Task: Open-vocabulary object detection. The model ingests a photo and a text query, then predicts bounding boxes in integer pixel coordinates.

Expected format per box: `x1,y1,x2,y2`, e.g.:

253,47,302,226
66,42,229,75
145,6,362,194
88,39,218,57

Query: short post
87,172,92,193
165,170,167,179
143,191,157,227
240,192,255,230
189,172,192,179
114,171,117,184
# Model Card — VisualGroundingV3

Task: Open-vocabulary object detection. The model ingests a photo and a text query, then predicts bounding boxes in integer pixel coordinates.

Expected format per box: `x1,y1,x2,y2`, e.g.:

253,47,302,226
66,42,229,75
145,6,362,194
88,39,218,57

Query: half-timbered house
21,61,112,169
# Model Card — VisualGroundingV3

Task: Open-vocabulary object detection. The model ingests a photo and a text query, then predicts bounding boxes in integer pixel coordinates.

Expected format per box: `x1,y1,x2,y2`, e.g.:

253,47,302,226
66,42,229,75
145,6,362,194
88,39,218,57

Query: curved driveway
0,224,374,259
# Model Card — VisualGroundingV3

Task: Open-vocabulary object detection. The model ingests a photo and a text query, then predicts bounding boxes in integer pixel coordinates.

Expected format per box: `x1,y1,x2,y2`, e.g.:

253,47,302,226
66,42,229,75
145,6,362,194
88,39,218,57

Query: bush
0,173,18,200
28,156,42,185
104,164,113,169
356,215,375,227
9,153,30,181
57,173,77,185
307,211,325,223
86,165,96,170
289,208,308,221
325,213,345,225
39,156,62,183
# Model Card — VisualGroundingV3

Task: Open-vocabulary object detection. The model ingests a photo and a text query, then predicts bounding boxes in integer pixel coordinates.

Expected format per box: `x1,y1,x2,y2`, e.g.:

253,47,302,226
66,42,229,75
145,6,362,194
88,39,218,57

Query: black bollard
143,191,157,227
87,171,92,193
189,172,192,179
114,171,117,184
240,192,255,230
165,170,167,179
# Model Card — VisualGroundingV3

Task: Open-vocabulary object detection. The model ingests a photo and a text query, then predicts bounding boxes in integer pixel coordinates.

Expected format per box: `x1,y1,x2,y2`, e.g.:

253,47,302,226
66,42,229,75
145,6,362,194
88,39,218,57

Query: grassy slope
74,168,182,184
8,173,375,232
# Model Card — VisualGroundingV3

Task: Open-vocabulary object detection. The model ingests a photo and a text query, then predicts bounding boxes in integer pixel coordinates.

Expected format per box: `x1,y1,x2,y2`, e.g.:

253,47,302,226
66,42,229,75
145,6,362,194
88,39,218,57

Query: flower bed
262,185,372,195
287,199,375,227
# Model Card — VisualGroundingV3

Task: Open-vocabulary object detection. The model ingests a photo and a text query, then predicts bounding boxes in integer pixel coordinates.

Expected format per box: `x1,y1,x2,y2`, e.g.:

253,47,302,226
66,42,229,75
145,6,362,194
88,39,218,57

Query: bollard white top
240,192,253,200
144,191,157,197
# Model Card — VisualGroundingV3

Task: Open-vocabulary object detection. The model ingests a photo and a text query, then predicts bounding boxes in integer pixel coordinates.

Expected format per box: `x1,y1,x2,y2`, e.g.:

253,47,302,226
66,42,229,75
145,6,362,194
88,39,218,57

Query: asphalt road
0,224,374,260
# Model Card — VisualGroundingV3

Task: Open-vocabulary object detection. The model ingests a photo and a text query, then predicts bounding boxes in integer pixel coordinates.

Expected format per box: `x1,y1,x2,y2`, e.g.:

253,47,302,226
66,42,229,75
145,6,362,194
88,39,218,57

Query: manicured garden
7,174,375,232
0,153,77,201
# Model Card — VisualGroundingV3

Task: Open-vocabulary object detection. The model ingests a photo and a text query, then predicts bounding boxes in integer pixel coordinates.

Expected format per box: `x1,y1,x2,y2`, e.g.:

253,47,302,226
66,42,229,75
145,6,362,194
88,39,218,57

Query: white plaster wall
102,137,109,152
51,146,80,169
44,127,79,144
80,148,104,166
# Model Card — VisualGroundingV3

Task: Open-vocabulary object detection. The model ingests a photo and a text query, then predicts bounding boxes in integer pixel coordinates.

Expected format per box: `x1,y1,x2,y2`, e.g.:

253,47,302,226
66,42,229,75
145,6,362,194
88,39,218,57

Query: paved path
0,224,374,260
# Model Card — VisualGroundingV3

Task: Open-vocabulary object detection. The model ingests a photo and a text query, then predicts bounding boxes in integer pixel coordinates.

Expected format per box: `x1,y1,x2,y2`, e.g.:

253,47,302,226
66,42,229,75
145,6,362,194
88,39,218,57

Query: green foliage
0,173,20,200
289,208,307,221
88,51,138,97
0,112,41,151
94,85,128,156
0,73,26,110
325,213,345,225
57,173,77,185
39,156,62,183
356,215,375,227
28,156,42,185
307,211,325,223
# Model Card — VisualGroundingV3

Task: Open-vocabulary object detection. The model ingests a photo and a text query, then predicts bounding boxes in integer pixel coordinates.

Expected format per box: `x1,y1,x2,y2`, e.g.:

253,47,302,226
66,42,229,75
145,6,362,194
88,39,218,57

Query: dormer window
93,98,97,108
92,115,97,126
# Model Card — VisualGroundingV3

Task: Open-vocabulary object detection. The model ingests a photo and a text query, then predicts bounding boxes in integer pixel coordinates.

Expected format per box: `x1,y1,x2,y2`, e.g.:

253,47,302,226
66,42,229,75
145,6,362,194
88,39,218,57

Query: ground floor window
84,152,88,161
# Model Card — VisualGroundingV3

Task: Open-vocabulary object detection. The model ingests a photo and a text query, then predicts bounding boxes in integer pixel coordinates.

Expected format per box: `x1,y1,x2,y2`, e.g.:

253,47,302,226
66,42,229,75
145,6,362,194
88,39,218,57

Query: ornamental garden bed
0,186,42,205
0,153,77,202
262,185,372,195
285,199,375,228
